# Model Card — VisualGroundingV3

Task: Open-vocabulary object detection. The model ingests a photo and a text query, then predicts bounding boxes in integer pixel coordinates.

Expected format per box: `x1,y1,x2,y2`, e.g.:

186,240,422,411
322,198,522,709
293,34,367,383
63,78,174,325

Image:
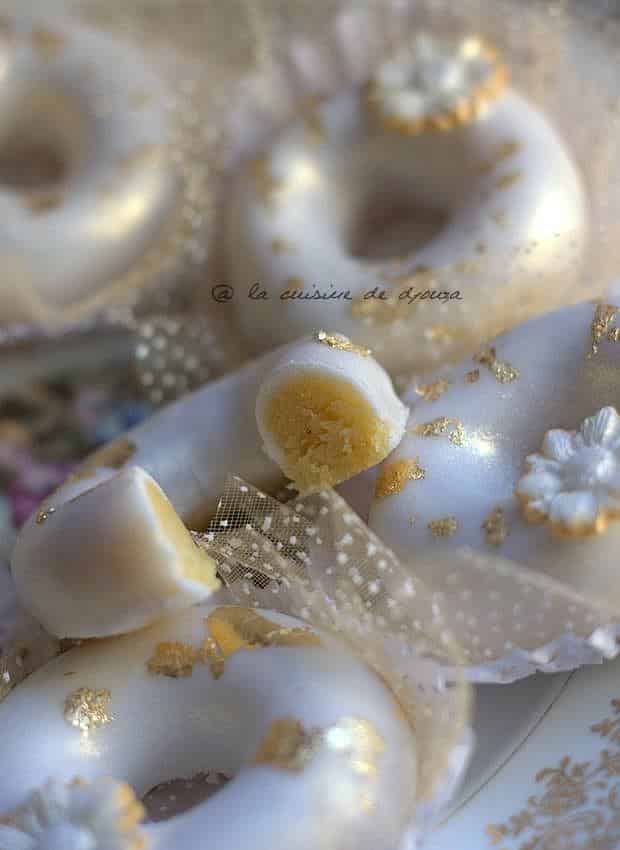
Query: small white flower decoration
516,407,620,536
0,777,147,850
367,33,507,135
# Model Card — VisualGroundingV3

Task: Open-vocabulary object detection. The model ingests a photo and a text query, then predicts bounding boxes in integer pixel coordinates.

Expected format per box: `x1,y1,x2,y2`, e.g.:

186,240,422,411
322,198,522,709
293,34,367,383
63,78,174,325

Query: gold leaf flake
478,140,522,174
490,210,507,226
589,303,619,357
64,687,112,733
271,237,292,254
313,330,372,357
428,516,458,538
254,716,385,776
254,718,320,771
248,156,283,209
414,379,450,402
204,607,322,678
147,642,200,678
473,346,519,383
411,416,465,447
31,27,67,58
374,458,425,499
464,369,480,384
482,507,510,547
493,170,523,190
300,97,325,144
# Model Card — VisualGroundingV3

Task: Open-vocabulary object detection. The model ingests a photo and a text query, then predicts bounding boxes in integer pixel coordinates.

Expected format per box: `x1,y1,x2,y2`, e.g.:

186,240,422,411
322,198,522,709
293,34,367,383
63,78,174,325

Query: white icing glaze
256,333,408,488
368,298,620,609
11,467,219,639
0,14,179,324
226,81,587,373
0,604,417,850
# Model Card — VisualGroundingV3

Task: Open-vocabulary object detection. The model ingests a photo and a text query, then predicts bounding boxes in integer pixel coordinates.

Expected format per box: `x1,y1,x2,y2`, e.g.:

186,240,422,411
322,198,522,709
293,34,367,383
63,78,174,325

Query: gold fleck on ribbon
464,369,480,384
414,379,450,402
254,716,385,776
482,507,510,547
411,416,465,447
374,458,425,499
474,346,519,384
313,330,372,357
64,687,112,733
428,517,459,538
589,303,619,357
147,642,201,678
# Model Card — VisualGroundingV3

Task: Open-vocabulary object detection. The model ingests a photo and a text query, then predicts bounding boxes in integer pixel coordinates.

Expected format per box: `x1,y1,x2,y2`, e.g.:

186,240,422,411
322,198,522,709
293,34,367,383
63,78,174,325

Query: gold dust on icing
589,303,619,357
200,636,225,680
254,718,319,771
249,156,283,209
254,716,385,776
414,379,450,402
313,330,372,357
411,416,465,447
300,96,326,144
147,642,200,678
493,170,523,190
474,346,519,383
464,369,480,384
374,458,425,499
482,507,510,547
64,687,112,732
428,516,459,538
490,210,507,226
31,27,67,58
478,140,521,174
36,506,56,524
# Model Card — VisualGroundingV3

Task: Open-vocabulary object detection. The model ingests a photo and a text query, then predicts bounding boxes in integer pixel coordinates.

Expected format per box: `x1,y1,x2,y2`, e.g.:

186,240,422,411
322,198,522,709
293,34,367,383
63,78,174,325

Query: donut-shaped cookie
368,298,620,606
0,603,417,850
225,34,587,374
0,14,179,324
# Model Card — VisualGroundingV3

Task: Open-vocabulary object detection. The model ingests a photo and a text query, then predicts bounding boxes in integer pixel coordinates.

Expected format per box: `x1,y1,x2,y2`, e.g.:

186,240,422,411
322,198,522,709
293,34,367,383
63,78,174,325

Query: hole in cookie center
142,771,232,823
0,139,67,190
348,193,448,261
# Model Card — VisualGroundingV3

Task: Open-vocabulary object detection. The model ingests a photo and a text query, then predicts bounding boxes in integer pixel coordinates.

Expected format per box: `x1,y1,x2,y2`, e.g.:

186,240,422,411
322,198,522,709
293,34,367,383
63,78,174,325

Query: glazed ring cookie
367,297,620,604
225,33,587,374
0,14,179,324
0,603,417,850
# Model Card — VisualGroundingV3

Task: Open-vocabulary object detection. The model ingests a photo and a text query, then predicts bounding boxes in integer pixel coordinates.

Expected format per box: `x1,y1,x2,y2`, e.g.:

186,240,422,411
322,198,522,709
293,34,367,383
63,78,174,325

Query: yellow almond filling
263,372,392,492
146,480,220,589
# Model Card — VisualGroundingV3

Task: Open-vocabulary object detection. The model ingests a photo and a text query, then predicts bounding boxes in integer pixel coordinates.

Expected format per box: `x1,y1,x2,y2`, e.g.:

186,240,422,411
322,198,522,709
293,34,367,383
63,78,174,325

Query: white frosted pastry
0,604,417,850
0,14,179,324
256,332,408,492
225,34,587,374
367,298,620,606
11,466,219,638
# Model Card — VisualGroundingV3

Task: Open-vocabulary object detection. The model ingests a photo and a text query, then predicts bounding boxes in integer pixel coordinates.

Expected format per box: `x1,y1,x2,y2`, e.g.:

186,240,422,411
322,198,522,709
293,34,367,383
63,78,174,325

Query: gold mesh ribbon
193,475,472,827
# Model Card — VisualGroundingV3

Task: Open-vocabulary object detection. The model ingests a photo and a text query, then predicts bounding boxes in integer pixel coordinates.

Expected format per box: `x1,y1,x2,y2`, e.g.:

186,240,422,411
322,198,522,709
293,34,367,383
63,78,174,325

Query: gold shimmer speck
478,140,522,174
482,507,510,547
313,330,372,357
474,346,519,384
414,379,450,402
465,369,480,384
411,416,465,447
271,237,292,254
374,458,425,499
428,516,459,538
64,687,112,733
589,303,619,357
300,96,326,144
493,170,523,190
254,718,320,771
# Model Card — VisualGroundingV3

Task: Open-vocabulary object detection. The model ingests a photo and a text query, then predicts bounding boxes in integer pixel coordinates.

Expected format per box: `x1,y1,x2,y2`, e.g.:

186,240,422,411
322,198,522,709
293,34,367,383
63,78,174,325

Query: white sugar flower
367,33,507,135
516,407,620,536
0,777,147,850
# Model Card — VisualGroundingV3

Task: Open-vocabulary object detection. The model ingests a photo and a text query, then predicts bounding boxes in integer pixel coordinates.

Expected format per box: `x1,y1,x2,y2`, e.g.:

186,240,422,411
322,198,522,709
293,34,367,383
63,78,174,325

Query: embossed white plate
427,657,620,849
